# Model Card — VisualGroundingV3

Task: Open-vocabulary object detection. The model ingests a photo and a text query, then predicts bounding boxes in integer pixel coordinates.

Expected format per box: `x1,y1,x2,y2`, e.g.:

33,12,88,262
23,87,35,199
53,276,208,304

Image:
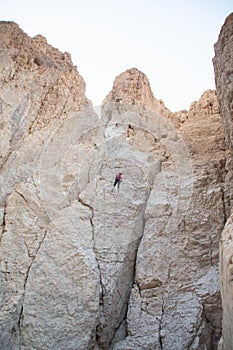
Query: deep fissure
18,229,47,334
158,298,165,349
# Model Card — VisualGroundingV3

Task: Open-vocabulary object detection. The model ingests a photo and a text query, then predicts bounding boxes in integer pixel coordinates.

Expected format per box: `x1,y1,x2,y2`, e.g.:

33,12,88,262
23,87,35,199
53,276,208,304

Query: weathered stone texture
0,21,90,167
0,21,99,350
213,12,233,350
0,20,229,350
113,88,225,350
213,13,233,214
103,67,173,122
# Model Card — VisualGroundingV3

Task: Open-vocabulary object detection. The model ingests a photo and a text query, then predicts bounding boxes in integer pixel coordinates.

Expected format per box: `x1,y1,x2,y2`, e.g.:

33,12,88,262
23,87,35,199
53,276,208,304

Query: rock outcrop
111,87,225,350
213,12,233,350
0,20,229,350
0,21,98,350
0,21,90,168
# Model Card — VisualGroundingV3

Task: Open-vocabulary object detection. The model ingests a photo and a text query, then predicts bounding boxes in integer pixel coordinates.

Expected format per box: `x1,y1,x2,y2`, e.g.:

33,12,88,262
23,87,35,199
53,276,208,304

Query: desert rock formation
0,22,97,350
213,13,233,350
0,18,231,349
109,87,225,350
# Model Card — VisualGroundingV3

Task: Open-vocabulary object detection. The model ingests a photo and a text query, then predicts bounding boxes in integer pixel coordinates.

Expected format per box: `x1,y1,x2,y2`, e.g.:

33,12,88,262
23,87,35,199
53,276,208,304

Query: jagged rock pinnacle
102,67,174,123
103,67,156,108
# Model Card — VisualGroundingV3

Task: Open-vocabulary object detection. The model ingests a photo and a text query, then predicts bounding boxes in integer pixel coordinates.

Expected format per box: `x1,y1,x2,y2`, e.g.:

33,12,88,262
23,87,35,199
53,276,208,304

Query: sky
1,0,232,111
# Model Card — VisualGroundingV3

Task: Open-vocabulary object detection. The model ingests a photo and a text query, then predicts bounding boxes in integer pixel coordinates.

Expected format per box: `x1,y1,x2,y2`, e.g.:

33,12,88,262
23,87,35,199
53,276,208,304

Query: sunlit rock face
0,21,98,350
109,84,225,350
0,21,227,350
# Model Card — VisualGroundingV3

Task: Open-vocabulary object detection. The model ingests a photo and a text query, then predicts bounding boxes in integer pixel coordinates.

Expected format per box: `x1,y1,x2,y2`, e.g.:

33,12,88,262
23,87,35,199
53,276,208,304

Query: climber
112,172,122,192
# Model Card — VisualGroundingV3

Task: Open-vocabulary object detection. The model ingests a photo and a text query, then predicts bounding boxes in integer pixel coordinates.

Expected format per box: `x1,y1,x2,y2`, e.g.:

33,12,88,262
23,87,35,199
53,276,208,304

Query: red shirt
116,173,122,181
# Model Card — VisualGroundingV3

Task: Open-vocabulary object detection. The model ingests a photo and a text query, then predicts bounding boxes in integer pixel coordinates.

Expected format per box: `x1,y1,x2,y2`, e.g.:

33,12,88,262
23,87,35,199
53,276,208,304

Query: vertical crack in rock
78,194,94,225
95,159,154,349
15,190,28,204
158,297,165,349
18,229,47,335
221,184,227,224
112,188,153,346
111,155,162,347
209,233,213,267
186,302,214,350
1,200,7,240
202,303,214,350
218,162,228,224
108,242,139,348
109,235,144,348
77,194,106,346
186,306,204,350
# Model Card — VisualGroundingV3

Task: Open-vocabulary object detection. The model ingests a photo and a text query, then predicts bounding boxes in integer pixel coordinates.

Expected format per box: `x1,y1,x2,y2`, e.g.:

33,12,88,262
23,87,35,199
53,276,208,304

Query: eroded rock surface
0,21,99,350
213,12,233,350
0,21,228,350
112,88,225,350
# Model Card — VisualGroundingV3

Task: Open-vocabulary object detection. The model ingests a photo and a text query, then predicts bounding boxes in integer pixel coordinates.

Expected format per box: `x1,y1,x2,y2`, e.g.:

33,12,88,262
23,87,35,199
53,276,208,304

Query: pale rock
102,67,173,122
0,20,229,350
112,80,225,350
213,13,233,214
213,12,233,350
219,216,233,349
0,21,99,350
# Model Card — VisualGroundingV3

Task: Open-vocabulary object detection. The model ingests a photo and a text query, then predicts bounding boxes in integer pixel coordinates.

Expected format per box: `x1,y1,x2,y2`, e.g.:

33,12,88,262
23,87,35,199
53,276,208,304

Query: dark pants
113,179,120,189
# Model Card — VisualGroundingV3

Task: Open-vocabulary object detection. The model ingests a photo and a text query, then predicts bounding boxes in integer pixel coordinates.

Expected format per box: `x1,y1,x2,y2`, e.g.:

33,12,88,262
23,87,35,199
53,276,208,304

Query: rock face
111,88,225,350
0,22,98,350
213,13,233,215
213,13,233,350
0,21,90,168
103,68,173,121
0,21,228,350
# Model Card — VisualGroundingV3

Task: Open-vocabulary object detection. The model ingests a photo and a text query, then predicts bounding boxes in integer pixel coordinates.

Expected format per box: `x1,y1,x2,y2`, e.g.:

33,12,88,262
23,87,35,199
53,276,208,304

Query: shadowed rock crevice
18,229,47,334
158,298,165,349
1,200,7,238
94,179,154,349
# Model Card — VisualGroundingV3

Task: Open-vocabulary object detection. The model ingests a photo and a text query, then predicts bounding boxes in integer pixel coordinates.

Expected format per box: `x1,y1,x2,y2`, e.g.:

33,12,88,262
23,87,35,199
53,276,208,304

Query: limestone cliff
0,21,90,168
213,12,233,350
110,87,225,350
0,21,228,350
0,21,98,350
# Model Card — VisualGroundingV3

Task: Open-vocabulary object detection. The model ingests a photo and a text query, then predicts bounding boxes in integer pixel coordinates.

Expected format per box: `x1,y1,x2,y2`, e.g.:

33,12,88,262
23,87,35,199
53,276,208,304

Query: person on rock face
112,172,122,192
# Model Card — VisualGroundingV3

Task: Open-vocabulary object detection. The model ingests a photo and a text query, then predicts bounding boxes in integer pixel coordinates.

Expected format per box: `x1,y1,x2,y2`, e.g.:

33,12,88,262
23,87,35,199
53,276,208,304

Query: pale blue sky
1,0,232,111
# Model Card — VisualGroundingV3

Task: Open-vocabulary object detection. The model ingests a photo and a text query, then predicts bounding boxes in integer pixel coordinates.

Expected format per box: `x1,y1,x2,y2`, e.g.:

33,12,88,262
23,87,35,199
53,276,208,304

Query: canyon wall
0,20,230,349
213,13,233,350
106,74,225,350
0,22,99,350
